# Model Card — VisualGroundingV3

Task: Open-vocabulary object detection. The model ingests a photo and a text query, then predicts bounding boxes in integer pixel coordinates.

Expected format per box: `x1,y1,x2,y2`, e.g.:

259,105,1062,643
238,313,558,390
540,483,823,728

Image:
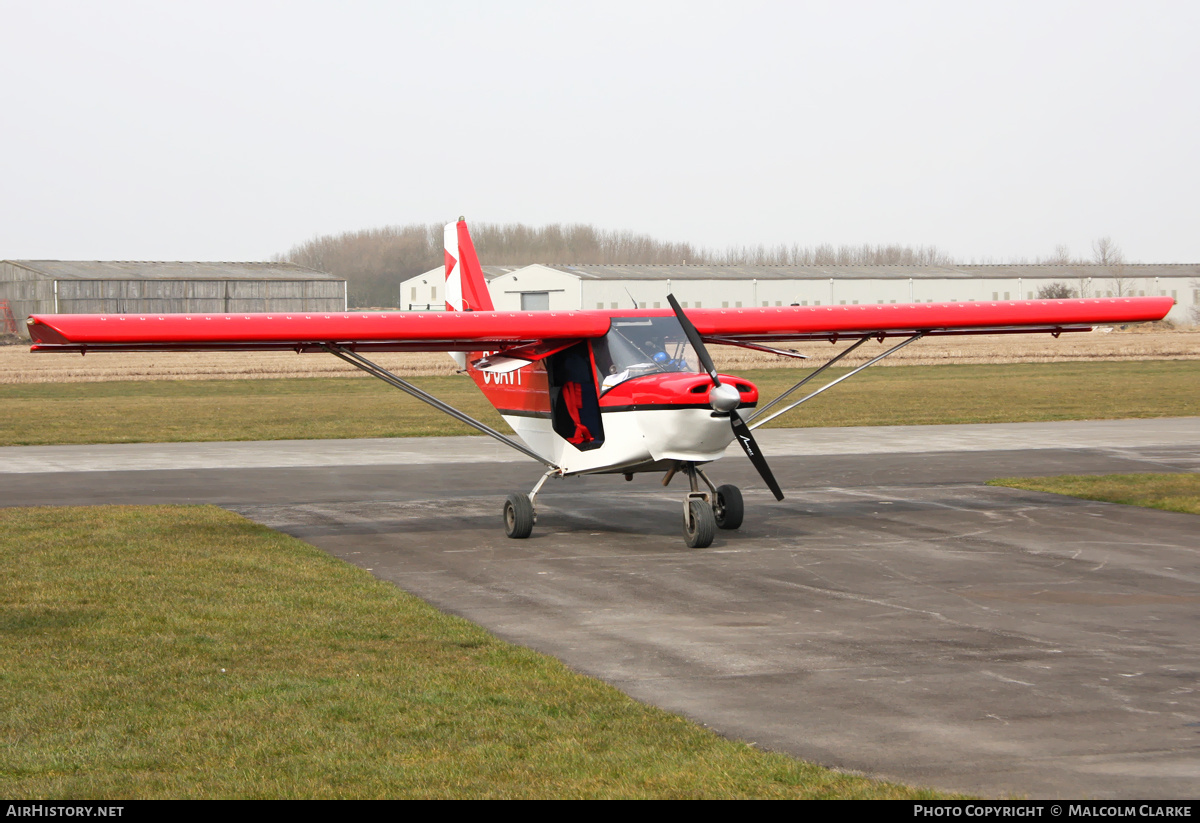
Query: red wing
687,297,1175,342
27,310,611,353
26,297,1173,354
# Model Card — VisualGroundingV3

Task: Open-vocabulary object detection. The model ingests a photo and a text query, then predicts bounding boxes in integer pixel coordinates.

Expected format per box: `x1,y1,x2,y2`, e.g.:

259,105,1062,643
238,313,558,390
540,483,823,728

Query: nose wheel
713,484,744,530
670,463,745,548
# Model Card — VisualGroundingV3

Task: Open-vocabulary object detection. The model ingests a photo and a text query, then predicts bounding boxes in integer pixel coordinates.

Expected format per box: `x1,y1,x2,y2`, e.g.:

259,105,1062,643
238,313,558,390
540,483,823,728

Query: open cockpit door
546,342,605,451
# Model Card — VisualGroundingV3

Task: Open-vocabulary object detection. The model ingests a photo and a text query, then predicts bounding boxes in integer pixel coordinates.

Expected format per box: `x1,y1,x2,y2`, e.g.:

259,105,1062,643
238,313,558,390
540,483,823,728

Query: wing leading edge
27,310,612,353
686,296,1175,342
27,296,1173,354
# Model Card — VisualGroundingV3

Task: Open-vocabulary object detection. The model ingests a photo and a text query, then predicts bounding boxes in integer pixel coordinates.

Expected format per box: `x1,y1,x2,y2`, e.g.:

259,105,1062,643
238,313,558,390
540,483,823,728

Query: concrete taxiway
2,418,1199,798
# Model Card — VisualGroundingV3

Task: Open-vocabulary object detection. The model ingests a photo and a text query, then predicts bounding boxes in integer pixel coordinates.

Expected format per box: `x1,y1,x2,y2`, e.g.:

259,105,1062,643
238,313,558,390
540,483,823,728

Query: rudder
444,218,494,312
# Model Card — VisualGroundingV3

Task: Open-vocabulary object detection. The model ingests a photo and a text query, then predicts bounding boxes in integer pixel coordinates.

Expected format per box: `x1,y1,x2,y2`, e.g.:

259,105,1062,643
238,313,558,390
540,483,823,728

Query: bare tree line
276,222,714,306
472,222,704,266
708,242,955,266
1034,236,1139,299
275,224,440,308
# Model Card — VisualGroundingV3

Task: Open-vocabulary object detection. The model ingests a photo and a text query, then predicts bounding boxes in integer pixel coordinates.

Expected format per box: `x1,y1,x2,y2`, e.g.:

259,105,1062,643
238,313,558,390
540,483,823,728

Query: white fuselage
502,407,736,475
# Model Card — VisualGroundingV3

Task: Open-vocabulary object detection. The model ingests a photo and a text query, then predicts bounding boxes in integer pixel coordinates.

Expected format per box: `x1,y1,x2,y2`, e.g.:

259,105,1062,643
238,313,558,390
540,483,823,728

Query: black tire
714,484,744,530
504,493,534,539
683,498,716,549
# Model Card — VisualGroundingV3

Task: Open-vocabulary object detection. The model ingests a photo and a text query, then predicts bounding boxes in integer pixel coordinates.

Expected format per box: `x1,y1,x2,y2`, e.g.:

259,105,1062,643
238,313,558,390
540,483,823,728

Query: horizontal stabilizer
472,355,530,374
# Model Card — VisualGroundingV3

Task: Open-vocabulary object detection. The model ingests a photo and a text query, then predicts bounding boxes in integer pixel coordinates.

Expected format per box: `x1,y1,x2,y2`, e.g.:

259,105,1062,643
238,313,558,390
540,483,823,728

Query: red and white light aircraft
28,220,1174,547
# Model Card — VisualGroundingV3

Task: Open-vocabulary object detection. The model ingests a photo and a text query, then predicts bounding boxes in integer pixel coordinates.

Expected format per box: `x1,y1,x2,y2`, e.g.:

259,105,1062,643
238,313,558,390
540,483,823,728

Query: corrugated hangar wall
0,261,347,338
0,262,52,333
54,279,346,313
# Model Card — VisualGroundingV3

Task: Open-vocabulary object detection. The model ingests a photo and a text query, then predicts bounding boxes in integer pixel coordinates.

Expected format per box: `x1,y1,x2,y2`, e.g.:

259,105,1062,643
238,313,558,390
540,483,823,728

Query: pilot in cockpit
601,347,686,390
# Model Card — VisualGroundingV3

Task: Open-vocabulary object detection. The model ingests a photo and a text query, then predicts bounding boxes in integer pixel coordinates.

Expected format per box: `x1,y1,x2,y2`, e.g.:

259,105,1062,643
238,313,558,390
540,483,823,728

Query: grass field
988,473,1200,515
0,505,944,800
1,360,1198,447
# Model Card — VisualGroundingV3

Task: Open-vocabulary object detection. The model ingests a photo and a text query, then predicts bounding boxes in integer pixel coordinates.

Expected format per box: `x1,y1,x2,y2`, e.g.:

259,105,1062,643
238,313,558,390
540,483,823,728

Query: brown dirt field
3,328,1198,384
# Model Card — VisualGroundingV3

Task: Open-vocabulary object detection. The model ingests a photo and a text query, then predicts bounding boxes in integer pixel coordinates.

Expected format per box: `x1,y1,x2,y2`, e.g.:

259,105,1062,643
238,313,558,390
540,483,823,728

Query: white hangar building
401,263,1199,323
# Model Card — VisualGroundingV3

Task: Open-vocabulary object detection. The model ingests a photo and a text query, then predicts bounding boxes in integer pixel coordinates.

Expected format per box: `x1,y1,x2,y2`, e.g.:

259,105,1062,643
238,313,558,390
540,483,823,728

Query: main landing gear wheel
713,484,744,530
504,493,534,539
683,498,716,549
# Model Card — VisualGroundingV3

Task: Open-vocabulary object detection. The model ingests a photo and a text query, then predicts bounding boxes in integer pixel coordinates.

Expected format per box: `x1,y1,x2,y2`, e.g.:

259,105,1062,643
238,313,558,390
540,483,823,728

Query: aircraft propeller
667,294,785,501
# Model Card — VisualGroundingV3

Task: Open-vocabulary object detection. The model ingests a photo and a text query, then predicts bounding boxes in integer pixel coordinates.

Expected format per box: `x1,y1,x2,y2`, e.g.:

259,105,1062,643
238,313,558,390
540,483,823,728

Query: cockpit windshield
592,315,701,393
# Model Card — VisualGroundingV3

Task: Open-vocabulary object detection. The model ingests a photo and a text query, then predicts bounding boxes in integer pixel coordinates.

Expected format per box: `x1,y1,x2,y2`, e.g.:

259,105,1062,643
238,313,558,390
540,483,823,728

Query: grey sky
2,0,1196,263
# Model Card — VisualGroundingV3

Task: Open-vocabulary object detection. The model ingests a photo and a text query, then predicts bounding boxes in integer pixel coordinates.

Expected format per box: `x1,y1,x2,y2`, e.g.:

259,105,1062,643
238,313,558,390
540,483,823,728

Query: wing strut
747,332,926,431
324,344,558,469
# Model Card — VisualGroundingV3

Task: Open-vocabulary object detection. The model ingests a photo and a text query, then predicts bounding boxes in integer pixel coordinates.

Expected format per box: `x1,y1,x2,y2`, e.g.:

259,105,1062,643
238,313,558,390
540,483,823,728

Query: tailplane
444,218,494,312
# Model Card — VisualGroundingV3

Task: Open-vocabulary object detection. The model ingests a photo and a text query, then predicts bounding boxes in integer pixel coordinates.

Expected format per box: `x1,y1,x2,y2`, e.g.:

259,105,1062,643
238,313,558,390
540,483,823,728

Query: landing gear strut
670,463,742,548
504,469,557,540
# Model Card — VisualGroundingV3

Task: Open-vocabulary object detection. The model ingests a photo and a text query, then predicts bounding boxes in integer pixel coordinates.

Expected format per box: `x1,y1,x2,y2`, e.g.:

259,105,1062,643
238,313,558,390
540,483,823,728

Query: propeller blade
667,293,784,500
667,293,720,386
730,409,785,501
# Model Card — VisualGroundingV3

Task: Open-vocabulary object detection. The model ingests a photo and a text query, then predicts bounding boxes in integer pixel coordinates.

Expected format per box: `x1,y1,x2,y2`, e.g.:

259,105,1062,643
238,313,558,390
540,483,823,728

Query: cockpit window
592,315,701,393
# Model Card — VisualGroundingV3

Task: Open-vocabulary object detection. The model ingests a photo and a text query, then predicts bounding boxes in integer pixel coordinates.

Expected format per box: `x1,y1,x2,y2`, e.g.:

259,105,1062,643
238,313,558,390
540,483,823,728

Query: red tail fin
444,218,494,312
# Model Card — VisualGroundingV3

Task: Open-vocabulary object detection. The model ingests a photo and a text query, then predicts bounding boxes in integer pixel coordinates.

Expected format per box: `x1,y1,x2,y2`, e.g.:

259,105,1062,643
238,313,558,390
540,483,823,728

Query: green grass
1,361,1198,446
988,473,1200,515
0,505,944,799
752,360,1200,428
0,376,504,445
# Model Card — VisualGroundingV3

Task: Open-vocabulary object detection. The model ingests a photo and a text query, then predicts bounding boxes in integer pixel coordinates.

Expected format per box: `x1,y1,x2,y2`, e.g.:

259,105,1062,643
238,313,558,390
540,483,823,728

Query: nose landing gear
670,462,743,548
